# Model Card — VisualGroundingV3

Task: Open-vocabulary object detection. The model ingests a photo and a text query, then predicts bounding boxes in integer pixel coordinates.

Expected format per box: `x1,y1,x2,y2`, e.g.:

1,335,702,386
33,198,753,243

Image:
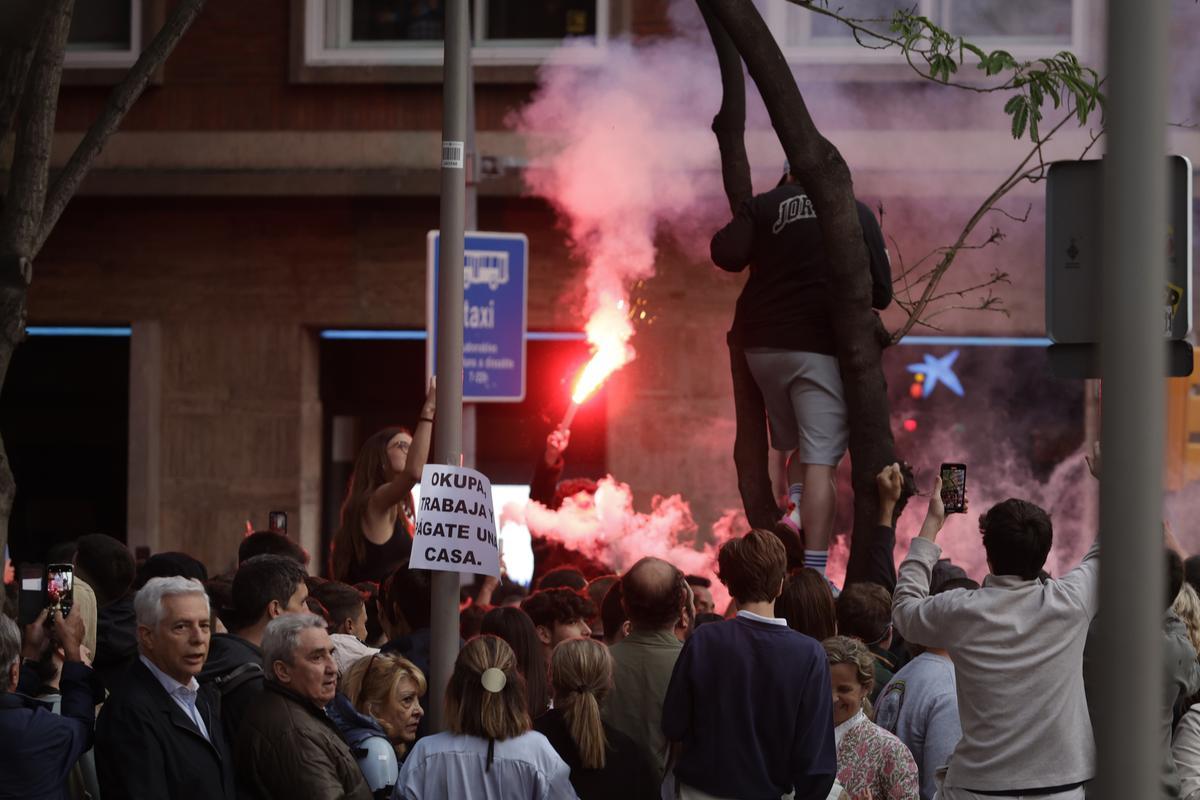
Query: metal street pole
462,42,478,470
1096,1,1168,797
429,0,468,733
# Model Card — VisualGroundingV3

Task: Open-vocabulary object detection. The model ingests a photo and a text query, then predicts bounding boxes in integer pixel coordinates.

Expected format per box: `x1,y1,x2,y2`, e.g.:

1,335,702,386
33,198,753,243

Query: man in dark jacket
199,554,308,740
710,171,892,578
236,612,371,799
0,608,96,800
95,576,236,799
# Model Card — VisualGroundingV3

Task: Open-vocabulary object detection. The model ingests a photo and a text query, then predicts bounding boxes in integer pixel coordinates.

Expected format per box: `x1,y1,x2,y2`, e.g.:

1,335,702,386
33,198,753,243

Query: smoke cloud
506,476,742,612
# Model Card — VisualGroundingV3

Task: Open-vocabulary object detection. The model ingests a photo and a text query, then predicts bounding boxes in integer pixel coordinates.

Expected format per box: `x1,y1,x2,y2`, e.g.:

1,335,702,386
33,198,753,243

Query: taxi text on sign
426,230,528,402
410,464,500,578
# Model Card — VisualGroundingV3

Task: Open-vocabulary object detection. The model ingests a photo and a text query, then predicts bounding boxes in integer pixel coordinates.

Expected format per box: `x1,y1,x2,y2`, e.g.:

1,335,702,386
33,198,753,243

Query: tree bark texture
702,1,896,583
35,0,210,257
0,0,51,147
696,0,781,535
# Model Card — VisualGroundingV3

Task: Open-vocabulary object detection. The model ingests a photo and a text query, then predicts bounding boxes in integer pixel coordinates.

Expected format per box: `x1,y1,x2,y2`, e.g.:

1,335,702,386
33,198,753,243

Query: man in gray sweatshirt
893,476,1099,800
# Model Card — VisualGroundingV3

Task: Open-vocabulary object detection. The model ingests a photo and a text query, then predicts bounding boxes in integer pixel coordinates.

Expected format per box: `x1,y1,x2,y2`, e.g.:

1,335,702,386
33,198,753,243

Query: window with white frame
304,0,608,67
65,0,142,69
762,0,1084,63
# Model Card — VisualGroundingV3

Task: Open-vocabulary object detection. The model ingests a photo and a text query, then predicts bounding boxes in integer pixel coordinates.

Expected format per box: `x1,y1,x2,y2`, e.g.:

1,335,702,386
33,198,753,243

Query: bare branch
33,0,209,258
0,0,71,264
987,204,1032,224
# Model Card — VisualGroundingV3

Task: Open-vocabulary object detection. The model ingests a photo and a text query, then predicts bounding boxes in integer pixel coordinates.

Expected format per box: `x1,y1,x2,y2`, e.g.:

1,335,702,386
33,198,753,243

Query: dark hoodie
199,633,265,742
91,594,138,690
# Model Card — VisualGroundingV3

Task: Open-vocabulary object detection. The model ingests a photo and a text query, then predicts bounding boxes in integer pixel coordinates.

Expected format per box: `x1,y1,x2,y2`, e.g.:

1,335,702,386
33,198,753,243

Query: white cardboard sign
410,464,499,577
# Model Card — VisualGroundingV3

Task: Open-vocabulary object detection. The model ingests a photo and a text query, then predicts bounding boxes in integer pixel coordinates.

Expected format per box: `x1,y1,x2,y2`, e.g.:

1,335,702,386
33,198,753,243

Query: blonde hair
823,635,875,692
550,638,611,770
446,636,530,741
343,653,427,754
1174,583,1200,656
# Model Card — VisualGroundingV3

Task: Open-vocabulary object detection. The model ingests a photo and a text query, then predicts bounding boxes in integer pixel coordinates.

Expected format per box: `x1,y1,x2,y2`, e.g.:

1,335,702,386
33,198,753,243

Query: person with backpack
199,554,309,740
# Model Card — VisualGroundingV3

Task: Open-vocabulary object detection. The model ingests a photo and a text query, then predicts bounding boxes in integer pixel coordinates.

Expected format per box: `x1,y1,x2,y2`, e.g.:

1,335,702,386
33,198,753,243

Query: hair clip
481,667,507,693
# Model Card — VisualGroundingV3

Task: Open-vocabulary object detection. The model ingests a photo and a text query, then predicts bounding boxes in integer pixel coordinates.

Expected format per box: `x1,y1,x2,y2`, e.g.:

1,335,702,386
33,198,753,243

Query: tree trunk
696,0,782,536
702,1,896,582
0,0,207,564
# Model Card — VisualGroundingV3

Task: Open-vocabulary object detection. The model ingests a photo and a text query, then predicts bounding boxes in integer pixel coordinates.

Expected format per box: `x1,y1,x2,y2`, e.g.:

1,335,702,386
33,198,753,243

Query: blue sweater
662,615,836,800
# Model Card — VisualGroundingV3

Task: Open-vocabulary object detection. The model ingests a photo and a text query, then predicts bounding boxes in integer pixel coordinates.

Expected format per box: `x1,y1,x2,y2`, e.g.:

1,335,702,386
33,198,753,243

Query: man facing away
603,556,694,781
95,576,236,799
892,475,1100,800
235,613,371,799
663,530,836,800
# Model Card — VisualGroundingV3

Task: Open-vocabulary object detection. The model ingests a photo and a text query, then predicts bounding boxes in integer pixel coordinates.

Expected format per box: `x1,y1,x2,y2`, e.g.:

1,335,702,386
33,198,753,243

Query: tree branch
0,0,71,265
0,0,52,149
33,0,209,258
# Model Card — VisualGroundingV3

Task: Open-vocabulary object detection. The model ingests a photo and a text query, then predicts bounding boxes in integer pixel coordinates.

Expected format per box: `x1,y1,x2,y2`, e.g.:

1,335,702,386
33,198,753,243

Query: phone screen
46,563,74,619
268,511,287,535
940,463,967,514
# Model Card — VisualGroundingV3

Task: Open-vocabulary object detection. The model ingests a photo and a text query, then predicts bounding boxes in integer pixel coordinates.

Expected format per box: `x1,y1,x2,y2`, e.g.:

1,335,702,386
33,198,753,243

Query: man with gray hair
235,612,372,799
95,575,236,799
1,606,96,798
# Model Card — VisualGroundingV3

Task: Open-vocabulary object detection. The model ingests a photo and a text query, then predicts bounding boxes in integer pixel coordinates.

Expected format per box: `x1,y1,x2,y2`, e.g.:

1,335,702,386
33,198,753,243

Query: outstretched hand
421,376,437,419
876,463,903,526
544,426,570,466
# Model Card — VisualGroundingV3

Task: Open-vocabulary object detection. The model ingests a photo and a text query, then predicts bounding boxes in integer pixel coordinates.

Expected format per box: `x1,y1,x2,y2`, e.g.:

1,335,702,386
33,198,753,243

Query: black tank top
343,517,413,585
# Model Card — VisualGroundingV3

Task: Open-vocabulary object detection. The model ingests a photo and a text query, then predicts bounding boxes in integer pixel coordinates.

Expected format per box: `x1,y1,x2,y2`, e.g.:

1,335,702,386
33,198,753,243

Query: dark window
348,0,597,43
67,0,133,50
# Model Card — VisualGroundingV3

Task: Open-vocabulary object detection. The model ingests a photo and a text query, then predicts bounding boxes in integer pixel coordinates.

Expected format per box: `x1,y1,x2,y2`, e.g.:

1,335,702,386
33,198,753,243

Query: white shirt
396,730,577,800
735,609,788,626
139,654,210,742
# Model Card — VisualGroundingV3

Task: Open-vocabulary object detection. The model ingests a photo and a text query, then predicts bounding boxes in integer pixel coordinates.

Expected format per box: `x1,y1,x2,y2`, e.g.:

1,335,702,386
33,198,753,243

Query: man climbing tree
697,0,898,582
709,164,893,577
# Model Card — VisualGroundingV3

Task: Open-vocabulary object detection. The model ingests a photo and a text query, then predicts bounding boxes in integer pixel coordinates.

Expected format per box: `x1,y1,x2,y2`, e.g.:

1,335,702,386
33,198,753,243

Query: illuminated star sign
906,350,964,398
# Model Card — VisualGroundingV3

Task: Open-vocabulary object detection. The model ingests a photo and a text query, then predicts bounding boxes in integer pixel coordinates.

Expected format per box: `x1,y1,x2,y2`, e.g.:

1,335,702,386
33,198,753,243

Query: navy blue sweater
662,615,836,800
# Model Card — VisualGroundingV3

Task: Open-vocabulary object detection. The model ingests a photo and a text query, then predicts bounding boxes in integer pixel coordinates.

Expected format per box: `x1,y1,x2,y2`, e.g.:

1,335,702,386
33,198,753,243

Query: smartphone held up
940,463,967,514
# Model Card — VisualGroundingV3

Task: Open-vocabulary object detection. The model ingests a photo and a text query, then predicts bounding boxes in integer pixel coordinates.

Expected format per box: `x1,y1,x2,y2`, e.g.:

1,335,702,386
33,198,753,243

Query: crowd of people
5,432,1200,800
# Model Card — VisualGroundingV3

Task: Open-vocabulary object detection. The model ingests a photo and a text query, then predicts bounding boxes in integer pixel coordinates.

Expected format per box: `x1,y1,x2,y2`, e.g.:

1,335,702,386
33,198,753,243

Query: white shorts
743,348,848,466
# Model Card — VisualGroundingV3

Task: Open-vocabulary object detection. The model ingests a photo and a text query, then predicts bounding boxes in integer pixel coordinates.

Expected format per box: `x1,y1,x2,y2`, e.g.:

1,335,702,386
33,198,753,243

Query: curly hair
520,588,595,631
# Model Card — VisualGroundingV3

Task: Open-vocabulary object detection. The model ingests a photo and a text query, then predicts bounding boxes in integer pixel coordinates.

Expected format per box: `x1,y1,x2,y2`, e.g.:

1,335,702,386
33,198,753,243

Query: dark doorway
1,330,130,564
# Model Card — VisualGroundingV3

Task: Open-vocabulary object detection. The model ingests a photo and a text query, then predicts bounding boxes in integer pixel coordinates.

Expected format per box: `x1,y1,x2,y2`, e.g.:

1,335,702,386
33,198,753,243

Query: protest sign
410,463,500,577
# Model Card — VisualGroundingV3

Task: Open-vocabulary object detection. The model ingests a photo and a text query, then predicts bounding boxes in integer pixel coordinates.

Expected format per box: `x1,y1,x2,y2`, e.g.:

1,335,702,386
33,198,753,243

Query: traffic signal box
1167,346,1200,491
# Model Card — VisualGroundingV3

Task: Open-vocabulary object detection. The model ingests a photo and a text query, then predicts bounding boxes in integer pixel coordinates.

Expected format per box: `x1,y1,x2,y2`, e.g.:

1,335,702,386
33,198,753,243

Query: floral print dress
835,711,920,800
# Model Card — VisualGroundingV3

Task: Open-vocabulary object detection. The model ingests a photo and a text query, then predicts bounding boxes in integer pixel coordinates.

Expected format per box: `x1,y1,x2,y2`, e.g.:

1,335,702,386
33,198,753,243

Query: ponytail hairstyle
446,635,530,742
330,426,406,581
549,637,611,769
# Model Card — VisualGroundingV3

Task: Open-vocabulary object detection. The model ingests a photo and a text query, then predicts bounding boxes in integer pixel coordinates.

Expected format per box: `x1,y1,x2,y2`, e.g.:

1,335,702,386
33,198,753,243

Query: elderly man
95,576,236,799
235,613,371,799
0,607,96,800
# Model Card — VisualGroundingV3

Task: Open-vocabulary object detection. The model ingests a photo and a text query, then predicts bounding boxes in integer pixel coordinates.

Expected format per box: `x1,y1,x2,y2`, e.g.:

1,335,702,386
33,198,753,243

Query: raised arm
370,379,437,514
856,200,893,310
892,477,963,649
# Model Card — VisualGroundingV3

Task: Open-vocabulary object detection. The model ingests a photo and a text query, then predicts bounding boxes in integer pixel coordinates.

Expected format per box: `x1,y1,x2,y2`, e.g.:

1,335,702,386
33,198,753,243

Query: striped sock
788,482,804,526
804,549,828,576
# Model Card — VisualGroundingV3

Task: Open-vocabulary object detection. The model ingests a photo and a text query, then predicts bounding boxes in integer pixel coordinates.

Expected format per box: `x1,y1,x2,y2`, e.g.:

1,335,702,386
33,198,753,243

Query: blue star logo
906,350,964,398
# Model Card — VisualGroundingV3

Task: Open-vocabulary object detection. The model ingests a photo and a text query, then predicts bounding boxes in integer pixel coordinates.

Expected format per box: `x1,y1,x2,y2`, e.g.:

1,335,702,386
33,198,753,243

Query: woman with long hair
824,635,919,800
330,381,436,584
480,606,550,720
776,567,838,642
534,638,659,800
327,653,426,796
395,636,576,799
